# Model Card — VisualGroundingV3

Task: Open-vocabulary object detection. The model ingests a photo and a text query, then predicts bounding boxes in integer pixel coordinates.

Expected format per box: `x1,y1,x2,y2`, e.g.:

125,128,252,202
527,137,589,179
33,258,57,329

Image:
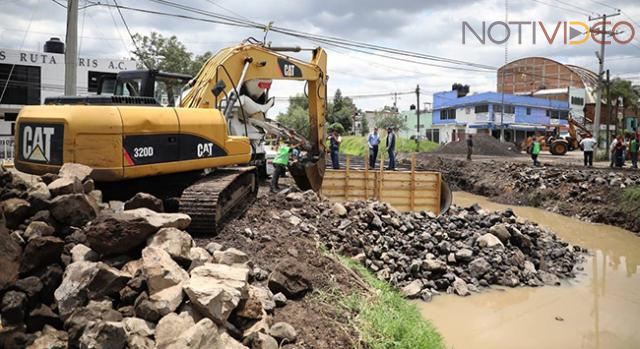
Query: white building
0,39,136,160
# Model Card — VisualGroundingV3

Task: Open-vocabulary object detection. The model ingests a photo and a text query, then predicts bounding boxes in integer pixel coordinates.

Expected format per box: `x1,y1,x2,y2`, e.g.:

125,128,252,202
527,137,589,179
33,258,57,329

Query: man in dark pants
466,134,473,161
579,135,596,167
328,129,342,169
386,127,396,170
368,127,380,168
270,141,291,193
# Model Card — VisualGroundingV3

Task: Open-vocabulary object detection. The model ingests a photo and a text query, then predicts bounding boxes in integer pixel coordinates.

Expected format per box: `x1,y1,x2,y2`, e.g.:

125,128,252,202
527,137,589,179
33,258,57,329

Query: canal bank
418,192,640,349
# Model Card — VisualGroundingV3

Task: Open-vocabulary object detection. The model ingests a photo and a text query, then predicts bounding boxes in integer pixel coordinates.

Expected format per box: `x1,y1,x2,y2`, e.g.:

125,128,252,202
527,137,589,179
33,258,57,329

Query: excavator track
179,167,258,234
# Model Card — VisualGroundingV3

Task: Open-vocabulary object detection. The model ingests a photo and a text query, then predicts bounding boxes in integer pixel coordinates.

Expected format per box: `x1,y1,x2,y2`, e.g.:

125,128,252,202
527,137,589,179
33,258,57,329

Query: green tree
131,32,193,74
608,78,639,108
374,111,406,131
277,95,310,138
329,122,345,134
360,115,369,136
328,89,356,133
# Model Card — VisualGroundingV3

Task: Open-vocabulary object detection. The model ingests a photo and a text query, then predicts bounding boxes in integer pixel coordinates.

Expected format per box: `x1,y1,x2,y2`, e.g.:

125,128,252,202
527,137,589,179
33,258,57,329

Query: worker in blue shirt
367,127,380,168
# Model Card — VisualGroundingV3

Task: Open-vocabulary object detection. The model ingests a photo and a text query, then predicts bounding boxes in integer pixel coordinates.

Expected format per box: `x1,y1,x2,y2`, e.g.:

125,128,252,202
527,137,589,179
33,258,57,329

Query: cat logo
19,123,63,164
277,58,302,78
283,64,296,77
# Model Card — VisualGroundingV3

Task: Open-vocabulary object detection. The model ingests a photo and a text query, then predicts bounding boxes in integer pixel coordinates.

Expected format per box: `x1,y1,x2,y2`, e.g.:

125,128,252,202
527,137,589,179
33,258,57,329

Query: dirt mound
434,135,520,157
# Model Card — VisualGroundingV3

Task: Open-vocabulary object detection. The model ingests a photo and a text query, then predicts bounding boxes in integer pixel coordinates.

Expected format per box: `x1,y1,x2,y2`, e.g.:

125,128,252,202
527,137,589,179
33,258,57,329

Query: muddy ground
411,155,640,233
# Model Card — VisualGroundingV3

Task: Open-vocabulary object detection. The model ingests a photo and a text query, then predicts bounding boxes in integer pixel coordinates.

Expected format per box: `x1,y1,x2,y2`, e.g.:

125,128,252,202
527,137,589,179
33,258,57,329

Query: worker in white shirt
579,135,597,167
609,137,619,168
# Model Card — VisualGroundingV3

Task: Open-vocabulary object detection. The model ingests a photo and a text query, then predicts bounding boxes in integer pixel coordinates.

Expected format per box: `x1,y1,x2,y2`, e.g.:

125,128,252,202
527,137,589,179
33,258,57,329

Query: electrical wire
95,1,496,71
112,0,152,69
531,0,591,17
105,1,135,57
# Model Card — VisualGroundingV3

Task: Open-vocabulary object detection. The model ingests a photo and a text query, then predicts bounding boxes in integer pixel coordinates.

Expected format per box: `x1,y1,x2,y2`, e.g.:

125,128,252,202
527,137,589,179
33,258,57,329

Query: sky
1,0,639,115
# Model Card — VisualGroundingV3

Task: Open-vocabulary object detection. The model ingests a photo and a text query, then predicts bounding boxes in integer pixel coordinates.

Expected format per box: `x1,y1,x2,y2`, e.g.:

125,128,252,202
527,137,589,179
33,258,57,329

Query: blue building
431,89,570,144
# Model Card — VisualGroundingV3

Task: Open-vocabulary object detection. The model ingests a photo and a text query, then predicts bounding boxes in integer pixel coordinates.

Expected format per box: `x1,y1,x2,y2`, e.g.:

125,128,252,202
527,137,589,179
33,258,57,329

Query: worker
270,140,291,193
609,136,619,168
614,135,626,168
386,127,396,170
328,129,342,169
529,136,541,166
466,134,473,161
629,133,638,169
368,127,380,168
579,135,597,167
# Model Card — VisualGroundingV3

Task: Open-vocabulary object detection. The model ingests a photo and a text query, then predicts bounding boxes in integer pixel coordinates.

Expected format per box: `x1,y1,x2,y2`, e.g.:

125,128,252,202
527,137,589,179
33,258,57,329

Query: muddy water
418,192,640,349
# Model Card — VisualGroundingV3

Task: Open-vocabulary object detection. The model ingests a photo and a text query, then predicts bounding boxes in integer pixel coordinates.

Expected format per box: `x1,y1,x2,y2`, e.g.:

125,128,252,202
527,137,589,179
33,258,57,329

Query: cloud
0,0,638,114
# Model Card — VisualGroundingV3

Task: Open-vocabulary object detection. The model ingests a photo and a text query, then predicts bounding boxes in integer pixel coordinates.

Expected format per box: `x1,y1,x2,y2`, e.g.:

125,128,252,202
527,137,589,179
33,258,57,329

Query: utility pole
416,84,420,151
589,11,620,147
605,69,611,160
64,0,78,96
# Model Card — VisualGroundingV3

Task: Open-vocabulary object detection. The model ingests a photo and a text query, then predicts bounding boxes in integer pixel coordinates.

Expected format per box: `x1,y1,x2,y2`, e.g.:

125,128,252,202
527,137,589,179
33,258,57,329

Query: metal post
605,70,611,160
416,84,420,151
590,11,620,147
64,0,78,96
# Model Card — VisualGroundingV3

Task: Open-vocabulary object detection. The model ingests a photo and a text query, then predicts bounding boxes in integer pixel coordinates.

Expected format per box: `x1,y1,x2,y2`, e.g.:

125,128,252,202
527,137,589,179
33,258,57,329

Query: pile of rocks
277,192,584,300
0,164,303,349
417,158,640,232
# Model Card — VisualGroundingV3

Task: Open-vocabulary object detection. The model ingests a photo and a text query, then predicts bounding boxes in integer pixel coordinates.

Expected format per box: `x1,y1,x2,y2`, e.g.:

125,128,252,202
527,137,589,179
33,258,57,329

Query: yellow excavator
14,42,328,233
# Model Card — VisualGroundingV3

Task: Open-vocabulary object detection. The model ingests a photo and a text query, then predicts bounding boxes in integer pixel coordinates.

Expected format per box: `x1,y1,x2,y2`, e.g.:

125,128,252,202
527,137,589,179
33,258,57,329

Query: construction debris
433,134,520,157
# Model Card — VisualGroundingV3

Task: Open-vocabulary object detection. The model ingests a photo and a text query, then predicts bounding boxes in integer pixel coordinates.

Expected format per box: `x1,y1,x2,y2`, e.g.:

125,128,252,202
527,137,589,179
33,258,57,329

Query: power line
531,0,591,17
94,1,496,71
111,0,151,69
587,0,618,11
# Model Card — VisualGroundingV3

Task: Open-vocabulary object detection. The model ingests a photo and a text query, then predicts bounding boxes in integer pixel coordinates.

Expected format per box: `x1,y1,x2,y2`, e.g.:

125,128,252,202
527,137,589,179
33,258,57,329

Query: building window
441,108,456,120
425,128,439,143
547,110,560,118
474,104,489,113
526,107,531,115
0,64,41,105
88,71,117,93
571,96,584,105
494,104,515,113
559,111,569,120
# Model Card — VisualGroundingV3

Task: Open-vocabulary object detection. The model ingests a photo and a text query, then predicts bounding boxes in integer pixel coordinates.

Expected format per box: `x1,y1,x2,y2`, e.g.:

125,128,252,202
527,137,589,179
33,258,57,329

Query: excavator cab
97,70,192,106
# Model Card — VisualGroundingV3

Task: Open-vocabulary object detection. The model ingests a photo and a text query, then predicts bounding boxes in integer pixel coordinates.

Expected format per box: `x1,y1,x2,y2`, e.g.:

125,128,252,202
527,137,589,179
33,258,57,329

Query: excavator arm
180,44,328,190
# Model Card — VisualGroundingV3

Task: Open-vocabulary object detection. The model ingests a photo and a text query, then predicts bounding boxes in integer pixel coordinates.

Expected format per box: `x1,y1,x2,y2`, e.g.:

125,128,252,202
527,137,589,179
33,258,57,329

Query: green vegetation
338,136,439,157
313,255,444,349
622,186,640,209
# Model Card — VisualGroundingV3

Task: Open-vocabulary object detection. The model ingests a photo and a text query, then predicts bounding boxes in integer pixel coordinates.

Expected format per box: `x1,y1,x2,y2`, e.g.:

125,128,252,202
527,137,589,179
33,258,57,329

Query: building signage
0,49,131,70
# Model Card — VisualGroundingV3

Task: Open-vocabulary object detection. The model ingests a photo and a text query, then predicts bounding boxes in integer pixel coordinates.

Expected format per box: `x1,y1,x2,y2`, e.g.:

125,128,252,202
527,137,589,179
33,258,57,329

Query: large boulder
50,194,99,227
452,278,470,296
160,318,220,349
122,317,155,338
476,233,504,249
124,193,164,212
400,279,424,298
70,244,100,263
65,300,123,345
489,224,511,243
26,182,51,202
2,198,32,229
54,261,130,318
213,248,249,266
141,247,189,294
1,290,28,324
190,263,250,282
26,325,67,349
26,304,62,332
267,258,312,299
47,177,83,197
155,312,195,347
268,322,297,344
0,229,22,290
78,321,127,349
86,209,190,256
189,247,212,271
183,275,247,325
468,257,492,279
23,221,55,241
19,236,64,274
59,163,93,182
147,227,194,264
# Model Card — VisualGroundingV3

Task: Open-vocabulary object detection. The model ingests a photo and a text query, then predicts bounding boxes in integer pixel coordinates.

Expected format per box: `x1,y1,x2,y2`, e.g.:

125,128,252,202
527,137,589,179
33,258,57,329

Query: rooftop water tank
44,37,64,54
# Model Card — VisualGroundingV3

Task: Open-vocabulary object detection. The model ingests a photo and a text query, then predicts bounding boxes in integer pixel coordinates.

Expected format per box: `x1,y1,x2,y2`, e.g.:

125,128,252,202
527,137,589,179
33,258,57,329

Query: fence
320,154,450,215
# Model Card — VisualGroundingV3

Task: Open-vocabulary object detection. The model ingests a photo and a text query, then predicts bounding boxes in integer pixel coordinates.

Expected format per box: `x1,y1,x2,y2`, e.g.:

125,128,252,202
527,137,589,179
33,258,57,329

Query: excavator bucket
439,180,453,215
289,157,325,191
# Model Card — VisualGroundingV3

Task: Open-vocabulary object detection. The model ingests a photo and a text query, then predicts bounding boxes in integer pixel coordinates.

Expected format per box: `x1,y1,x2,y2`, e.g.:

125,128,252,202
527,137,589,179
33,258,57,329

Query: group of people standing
607,131,639,169
328,127,397,170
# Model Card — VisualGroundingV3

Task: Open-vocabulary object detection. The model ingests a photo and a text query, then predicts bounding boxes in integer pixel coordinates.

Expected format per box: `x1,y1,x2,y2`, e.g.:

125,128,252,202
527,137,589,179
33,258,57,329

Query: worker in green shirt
629,134,638,169
271,140,292,193
529,136,541,166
